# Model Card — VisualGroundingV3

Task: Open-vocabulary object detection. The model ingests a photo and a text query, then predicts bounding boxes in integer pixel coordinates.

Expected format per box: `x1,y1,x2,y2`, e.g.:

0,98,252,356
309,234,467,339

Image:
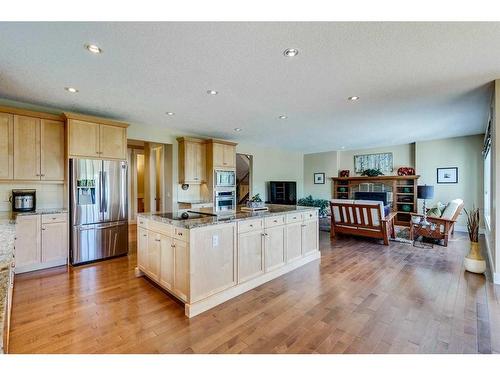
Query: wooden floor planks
8,226,500,354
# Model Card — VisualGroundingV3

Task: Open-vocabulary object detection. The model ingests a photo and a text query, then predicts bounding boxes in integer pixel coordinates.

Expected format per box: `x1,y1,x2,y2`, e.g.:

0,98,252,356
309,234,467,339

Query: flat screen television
269,181,297,205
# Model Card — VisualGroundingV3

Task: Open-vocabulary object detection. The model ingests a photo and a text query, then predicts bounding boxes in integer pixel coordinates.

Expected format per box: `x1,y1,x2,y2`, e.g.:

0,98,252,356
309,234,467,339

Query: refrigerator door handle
102,171,108,213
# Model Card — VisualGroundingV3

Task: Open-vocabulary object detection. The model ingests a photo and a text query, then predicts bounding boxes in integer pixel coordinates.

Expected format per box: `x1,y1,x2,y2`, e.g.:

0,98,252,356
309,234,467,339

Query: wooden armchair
410,199,464,246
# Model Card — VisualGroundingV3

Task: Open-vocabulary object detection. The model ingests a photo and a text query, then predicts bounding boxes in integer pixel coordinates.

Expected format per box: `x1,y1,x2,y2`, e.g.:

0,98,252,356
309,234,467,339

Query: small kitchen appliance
11,189,36,212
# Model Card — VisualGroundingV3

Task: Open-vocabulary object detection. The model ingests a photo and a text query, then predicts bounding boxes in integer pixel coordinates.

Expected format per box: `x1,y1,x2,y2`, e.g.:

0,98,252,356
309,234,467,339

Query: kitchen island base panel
185,250,320,318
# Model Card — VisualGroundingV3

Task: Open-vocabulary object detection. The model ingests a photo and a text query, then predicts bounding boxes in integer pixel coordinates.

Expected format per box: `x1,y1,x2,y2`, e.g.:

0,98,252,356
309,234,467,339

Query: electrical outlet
212,235,219,247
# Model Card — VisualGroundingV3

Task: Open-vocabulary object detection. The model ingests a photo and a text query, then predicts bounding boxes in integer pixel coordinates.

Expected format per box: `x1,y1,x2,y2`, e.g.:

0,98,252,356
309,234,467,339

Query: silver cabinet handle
142,234,147,237
155,239,161,242
301,224,307,227
41,227,46,231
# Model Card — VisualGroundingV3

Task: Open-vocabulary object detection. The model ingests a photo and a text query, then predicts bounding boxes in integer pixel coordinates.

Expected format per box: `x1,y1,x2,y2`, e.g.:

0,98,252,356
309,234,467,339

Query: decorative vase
464,242,486,274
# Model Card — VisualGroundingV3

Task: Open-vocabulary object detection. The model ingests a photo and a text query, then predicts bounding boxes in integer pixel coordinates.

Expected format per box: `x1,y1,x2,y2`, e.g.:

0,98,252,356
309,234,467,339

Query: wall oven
215,170,236,188
215,190,236,212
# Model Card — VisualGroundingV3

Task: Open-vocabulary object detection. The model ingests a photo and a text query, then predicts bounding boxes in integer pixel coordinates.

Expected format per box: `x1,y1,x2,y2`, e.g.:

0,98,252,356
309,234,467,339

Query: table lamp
417,185,434,226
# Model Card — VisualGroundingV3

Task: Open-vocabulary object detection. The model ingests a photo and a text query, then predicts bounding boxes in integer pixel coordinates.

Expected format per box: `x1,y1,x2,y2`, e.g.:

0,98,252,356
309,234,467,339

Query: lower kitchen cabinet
137,227,148,270
159,234,174,290
302,219,319,256
41,221,68,263
265,225,286,271
173,239,189,301
286,222,303,263
15,213,68,274
147,232,162,281
238,229,265,283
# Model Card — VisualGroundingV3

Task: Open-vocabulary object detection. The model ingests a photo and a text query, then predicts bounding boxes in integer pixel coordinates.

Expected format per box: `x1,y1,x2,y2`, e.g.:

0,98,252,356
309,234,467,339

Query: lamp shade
417,185,434,199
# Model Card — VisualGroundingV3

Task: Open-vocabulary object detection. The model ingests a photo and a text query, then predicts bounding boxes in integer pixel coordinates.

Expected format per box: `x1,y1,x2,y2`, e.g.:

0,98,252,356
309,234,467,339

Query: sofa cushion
427,206,442,218
441,199,463,220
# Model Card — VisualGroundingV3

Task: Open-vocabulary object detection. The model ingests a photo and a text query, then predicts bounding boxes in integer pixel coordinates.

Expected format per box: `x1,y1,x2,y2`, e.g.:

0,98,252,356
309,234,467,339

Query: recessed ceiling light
166,112,175,116
234,128,242,132
207,90,218,95
278,115,288,120
85,43,102,54
65,87,78,93
348,96,360,101
283,48,299,57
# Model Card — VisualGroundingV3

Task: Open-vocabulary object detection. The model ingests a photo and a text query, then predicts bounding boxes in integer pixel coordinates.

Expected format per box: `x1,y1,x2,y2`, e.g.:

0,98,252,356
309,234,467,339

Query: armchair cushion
427,206,442,218
441,199,464,220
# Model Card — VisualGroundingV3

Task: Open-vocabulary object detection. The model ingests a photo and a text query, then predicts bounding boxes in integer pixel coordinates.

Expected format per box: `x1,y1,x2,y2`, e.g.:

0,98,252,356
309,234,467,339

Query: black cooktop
155,212,215,221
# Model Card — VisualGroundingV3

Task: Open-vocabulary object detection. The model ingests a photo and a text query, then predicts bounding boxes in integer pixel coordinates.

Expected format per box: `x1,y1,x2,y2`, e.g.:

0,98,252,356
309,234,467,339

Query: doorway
236,153,252,204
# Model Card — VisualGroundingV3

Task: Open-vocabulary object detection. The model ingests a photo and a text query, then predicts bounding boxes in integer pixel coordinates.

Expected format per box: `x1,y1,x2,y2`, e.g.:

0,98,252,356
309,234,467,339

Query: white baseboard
453,225,485,234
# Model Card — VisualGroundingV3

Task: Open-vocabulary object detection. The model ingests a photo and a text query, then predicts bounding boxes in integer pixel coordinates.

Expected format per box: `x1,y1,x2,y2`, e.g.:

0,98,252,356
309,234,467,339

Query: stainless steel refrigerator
69,159,128,265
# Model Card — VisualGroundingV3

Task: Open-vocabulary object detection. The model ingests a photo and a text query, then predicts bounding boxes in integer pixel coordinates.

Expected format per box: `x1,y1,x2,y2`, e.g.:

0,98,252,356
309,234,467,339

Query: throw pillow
437,201,446,212
427,206,442,218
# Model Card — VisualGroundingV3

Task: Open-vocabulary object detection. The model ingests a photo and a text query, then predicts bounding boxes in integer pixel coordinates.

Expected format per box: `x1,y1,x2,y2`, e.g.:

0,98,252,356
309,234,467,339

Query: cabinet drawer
238,218,264,233
303,210,318,221
137,217,149,229
174,227,190,242
41,213,67,224
148,220,173,236
264,215,285,228
286,213,303,224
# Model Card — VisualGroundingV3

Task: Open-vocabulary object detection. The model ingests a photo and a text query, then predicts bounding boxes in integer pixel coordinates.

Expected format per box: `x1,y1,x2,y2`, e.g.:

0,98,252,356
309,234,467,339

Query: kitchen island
136,205,320,317
0,217,16,354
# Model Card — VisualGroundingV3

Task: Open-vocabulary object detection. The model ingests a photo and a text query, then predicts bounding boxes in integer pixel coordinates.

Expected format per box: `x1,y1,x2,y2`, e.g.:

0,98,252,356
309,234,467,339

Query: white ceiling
0,22,496,153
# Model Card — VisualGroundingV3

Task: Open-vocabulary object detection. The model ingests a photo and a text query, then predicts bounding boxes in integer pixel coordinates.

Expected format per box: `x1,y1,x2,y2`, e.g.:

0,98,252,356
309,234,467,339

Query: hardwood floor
8,226,500,354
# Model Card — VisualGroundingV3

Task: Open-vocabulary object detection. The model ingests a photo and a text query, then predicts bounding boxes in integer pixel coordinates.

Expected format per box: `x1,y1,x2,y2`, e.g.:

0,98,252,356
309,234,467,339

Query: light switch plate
212,235,219,247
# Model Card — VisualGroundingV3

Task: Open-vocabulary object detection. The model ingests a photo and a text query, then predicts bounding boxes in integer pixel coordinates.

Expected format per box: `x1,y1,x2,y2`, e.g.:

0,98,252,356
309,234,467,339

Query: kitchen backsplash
0,183,64,211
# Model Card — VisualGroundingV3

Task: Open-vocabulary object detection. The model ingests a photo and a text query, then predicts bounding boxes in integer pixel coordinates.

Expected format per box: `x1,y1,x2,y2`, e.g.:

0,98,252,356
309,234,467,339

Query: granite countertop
13,208,68,217
0,219,15,354
139,205,318,229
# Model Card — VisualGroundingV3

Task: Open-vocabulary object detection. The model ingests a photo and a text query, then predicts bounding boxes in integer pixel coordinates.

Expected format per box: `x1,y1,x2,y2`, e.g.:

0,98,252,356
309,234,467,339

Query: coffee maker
11,189,36,212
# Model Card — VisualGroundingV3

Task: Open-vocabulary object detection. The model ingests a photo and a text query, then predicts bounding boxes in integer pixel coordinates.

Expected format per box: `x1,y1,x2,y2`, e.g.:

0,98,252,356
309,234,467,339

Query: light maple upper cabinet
0,113,13,180
13,115,41,180
40,119,65,181
209,140,236,168
65,113,128,160
177,137,207,184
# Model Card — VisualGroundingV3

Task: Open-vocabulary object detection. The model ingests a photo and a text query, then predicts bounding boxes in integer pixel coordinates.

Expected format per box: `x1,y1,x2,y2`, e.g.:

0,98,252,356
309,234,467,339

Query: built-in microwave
215,170,236,188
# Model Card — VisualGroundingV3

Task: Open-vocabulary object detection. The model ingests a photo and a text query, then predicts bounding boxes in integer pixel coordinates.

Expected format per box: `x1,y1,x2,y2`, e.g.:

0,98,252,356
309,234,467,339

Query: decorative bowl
246,201,265,209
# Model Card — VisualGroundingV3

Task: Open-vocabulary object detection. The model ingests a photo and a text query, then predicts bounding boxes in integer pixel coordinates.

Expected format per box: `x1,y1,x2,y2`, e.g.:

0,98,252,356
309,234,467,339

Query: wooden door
223,144,236,168
41,221,67,263
159,234,174,290
147,232,161,281
40,119,64,181
15,215,41,268
0,113,13,180
137,227,148,271
212,142,225,168
173,239,189,301
264,225,286,271
68,119,100,158
100,124,126,159
301,220,319,256
13,115,40,180
286,222,302,262
238,230,264,283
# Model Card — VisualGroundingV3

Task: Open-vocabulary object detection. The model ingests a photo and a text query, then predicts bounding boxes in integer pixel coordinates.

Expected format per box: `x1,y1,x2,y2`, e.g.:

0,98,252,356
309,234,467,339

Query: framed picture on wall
314,173,325,184
437,167,458,184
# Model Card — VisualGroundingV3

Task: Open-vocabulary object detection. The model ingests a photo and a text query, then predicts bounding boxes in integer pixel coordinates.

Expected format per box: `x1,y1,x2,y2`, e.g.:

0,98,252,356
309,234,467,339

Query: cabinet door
40,119,65,181
68,119,100,158
265,225,286,271
212,142,225,168
147,232,161,281
100,124,126,159
286,222,302,263
15,215,41,268
238,230,265,283
223,144,236,168
184,141,198,182
137,227,148,271
0,113,13,180
41,221,67,263
196,142,206,182
173,239,189,301
159,235,174,290
302,220,319,256
13,115,40,180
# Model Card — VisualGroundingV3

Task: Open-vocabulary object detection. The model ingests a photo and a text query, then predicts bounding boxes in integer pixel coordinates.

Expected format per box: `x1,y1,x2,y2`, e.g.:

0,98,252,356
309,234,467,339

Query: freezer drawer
71,221,128,265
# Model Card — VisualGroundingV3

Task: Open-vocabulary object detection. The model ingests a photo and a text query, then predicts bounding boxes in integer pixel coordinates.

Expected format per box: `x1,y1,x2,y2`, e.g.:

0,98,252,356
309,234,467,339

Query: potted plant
246,193,265,209
463,206,486,274
297,195,330,231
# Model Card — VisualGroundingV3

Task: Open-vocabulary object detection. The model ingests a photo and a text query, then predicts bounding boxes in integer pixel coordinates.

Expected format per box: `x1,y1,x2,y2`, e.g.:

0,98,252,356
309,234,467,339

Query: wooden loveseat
330,199,396,245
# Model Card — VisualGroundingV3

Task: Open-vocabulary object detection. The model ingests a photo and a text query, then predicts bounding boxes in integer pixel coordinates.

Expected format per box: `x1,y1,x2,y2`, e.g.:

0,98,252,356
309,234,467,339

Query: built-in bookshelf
331,175,420,226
